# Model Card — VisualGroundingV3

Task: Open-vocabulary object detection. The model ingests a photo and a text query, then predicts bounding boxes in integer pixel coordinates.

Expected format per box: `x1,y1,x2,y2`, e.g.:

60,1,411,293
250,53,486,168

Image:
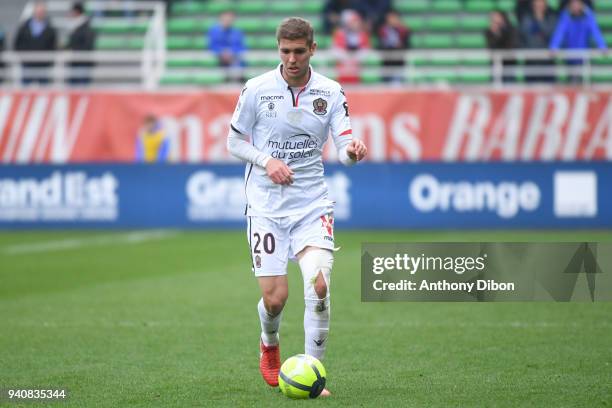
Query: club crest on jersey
268,102,275,110
313,98,328,116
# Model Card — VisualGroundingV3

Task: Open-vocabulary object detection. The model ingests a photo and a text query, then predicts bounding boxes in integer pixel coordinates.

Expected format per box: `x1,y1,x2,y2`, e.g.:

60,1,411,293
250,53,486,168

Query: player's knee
263,291,287,315
299,248,333,301
314,272,327,299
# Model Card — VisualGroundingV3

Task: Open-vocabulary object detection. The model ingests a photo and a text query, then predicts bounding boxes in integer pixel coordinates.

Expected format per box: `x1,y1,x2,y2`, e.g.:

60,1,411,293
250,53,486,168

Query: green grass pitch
1,230,611,407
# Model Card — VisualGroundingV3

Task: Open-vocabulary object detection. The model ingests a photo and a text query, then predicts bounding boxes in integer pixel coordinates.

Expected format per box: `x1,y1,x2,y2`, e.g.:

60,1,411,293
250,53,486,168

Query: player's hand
266,158,294,185
346,139,367,162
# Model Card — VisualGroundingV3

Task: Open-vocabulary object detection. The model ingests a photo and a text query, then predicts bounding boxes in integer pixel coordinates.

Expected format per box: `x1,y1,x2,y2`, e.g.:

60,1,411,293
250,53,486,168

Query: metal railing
0,49,610,89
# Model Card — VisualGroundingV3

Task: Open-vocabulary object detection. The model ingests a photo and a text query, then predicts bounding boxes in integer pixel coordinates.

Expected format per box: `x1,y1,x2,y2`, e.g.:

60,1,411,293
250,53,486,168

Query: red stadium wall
0,89,610,163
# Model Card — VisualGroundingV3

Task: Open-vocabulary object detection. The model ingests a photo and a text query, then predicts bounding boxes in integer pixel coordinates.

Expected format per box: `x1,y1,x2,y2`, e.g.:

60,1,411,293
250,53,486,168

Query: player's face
278,38,317,86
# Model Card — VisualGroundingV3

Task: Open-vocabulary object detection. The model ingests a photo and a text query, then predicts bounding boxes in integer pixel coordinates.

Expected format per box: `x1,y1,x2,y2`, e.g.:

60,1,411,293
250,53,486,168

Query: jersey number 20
253,232,275,254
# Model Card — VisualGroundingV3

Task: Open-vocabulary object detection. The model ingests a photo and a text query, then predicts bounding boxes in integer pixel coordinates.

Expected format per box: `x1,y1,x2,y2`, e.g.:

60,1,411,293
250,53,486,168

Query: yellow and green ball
278,354,327,399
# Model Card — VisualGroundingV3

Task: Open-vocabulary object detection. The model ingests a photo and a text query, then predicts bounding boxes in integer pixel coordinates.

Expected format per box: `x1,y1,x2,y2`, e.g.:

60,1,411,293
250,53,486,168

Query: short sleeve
230,83,256,135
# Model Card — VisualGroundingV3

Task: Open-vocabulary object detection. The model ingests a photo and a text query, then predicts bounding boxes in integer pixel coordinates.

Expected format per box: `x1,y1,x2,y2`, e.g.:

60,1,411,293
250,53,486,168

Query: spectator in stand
135,115,170,163
14,1,57,85
516,0,593,23
550,0,607,82
66,2,96,85
485,10,519,83
333,9,371,84
377,10,410,84
362,0,392,32
516,0,533,23
520,0,557,82
322,0,368,34
207,11,246,82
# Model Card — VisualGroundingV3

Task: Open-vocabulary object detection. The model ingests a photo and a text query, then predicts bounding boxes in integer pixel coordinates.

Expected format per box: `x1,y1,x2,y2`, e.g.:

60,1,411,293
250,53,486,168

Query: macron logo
554,171,597,218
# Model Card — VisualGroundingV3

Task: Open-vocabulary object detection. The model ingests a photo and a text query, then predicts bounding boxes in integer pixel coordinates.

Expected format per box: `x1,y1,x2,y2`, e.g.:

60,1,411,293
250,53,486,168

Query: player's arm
330,88,367,165
227,127,294,185
227,85,294,185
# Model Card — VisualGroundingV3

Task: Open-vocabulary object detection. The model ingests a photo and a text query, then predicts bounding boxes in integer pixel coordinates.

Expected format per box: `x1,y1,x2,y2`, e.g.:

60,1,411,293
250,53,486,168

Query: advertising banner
0,89,611,163
0,163,610,229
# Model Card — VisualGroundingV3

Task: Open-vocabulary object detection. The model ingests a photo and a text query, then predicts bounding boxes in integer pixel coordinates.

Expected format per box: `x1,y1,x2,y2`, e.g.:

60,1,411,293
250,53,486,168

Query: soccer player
226,17,367,396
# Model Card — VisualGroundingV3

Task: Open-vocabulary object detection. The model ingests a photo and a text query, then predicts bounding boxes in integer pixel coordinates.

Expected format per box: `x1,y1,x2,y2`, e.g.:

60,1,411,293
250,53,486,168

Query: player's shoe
259,340,280,387
320,388,332,397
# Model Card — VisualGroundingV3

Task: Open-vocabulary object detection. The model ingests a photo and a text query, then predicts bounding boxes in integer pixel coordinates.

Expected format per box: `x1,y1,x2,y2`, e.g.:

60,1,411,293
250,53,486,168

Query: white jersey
230,64,353,217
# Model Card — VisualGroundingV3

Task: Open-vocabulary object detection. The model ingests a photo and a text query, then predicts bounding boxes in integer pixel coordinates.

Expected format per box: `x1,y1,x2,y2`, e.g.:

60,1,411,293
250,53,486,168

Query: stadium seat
317,36,332,49
193,37,208,49
361,72,382,84
463,56,491,66
591,72,612,82
245,55,278,67
460,16,489,31
419,35,454,48
94,21,147,34
456,34,486,48
592,55,612,65
234,18,262,33
166,18,203,33
172,1,207,14
424,71,460,83
428,56,460,66
166,36,192,50
395,0,428,13
302,1,325,13
497,0,514,11
194,72,225,85
465,0,496,12
403,17,426,31
597,14,612,30
460,71,492,83
432,1,463,13
255,37,279,49
427,16,458,31
167,58,195,68
236,1,266,14
269,3,303,14
362,54,382,67
204,2,235,14
96,36,143,50
598,0,612,11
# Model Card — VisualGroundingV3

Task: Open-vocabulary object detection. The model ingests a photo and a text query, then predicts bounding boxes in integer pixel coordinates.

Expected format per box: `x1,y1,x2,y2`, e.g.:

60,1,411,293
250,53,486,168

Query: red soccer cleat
259,340,281,387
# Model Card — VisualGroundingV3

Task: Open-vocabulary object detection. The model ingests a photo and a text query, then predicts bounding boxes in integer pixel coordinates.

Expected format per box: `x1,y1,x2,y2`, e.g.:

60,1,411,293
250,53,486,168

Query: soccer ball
278,354,327,399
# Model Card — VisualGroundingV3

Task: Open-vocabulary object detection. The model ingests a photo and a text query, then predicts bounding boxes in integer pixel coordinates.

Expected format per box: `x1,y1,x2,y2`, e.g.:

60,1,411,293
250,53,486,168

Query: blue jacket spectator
550,0,606,49
207,11,245,68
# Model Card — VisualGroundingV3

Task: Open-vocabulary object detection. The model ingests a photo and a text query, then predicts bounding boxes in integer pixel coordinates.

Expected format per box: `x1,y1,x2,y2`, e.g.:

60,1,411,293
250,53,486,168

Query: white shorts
246,204,336,277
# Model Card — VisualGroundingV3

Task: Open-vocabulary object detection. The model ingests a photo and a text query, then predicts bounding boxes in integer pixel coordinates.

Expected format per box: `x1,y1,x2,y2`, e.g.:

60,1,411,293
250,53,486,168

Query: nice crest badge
313,98,327,115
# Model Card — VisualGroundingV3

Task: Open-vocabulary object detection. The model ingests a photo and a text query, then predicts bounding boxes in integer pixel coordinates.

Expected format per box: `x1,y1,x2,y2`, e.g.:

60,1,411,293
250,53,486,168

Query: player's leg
291,210,335,361
297,246,333,361
248,215,289,387
257,275,287,387
257,275,288,347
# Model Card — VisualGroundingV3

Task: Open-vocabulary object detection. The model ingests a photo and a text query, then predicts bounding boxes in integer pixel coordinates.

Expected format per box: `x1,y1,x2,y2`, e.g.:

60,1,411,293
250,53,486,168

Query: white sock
304,296,330,360
258,298,282,346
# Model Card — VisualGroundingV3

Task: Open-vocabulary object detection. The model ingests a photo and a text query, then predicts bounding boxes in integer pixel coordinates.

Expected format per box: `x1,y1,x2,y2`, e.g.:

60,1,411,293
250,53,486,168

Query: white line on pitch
1,230,179,255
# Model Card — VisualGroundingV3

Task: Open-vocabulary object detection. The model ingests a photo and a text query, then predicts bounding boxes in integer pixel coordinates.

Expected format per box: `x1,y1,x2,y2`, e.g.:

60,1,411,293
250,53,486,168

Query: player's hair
276,17,314,46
